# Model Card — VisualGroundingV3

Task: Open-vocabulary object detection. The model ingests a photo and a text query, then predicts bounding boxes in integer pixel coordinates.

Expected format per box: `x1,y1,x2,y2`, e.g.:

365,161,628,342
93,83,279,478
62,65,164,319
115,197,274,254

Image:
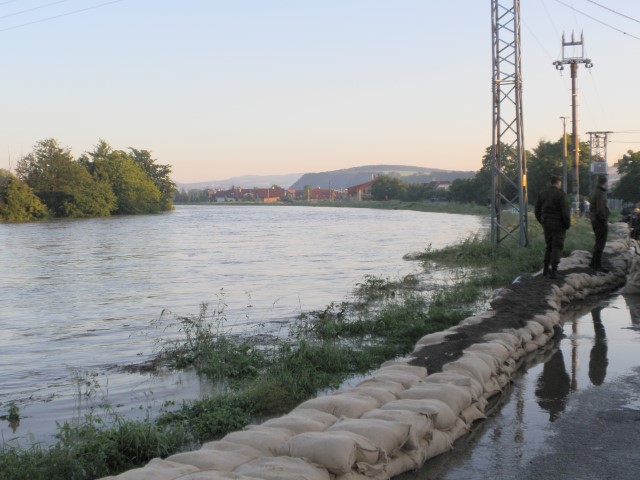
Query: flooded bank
397,292,640,480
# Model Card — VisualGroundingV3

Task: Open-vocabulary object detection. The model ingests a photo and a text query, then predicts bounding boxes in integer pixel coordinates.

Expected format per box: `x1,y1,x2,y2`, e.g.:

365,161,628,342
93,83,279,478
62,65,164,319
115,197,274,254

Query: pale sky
0,0,638,183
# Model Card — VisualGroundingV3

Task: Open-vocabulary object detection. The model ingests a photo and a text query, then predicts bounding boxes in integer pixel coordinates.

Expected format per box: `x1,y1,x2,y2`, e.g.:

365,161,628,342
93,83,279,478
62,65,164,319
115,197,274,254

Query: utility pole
553,32,593,213
587,131,612,186
491,0,528,247
560,116,568,193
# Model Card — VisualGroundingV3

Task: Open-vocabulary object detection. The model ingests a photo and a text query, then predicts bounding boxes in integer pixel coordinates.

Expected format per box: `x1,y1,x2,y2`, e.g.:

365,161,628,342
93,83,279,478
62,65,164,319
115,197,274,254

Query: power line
554,0,640,41
0,1,73,21
0,0,124,33
0,0,21,6
583,0,640,25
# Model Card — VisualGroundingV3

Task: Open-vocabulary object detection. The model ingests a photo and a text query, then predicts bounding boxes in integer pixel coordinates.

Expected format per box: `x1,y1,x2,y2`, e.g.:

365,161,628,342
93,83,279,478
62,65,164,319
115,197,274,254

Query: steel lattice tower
491,0,528,247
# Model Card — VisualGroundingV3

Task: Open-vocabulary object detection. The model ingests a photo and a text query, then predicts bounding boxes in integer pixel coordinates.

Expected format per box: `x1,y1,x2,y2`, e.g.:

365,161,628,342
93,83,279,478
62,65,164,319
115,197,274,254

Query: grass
0,212,599,478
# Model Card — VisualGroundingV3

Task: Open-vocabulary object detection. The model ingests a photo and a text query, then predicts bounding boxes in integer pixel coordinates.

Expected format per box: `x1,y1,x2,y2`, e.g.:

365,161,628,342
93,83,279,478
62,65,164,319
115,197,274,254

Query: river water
0,205,485,445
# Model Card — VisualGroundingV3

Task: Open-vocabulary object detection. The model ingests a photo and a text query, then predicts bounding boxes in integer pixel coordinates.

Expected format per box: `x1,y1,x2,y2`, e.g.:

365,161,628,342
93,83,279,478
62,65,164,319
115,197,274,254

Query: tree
128,148,176,210
449,177,486,204
613,150,640,203
82,140,162,215
16,139,114,217
0,169,47,222
371,176,406,200
526,137,591,204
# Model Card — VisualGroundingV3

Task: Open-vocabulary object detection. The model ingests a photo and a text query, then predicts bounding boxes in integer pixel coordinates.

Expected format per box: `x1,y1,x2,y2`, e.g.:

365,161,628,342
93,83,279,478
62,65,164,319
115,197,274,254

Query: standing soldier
589,176,610,272
535,176,571,279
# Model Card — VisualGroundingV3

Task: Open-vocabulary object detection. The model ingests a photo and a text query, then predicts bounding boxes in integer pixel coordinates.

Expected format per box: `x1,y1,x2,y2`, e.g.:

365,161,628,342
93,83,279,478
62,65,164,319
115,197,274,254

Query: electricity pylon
491,0,528,247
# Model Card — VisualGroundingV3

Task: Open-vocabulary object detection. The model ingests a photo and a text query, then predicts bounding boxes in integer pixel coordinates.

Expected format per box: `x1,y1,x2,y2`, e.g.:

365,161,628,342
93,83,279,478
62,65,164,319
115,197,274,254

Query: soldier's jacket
535,185,571,230
590,186,610,223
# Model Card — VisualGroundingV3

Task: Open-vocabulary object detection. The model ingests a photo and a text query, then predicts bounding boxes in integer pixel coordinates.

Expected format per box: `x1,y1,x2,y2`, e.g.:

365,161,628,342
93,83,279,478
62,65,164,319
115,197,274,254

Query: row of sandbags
102,226,635,480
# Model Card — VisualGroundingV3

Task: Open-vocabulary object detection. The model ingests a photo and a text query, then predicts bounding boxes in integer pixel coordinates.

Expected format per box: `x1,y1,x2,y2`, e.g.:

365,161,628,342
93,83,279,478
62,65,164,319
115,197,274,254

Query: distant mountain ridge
176,165,475,191
289,165,475,191
176,173,303,191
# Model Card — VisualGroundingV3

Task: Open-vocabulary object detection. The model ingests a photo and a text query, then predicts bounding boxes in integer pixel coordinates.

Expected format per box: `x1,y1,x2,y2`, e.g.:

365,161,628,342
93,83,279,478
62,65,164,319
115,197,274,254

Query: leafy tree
449,177,487,205
16,139,114,217
129,148,176,210
0,169,47,222
82,140,162,215
526,137,591,204
371,176,406,200
613,150,640,203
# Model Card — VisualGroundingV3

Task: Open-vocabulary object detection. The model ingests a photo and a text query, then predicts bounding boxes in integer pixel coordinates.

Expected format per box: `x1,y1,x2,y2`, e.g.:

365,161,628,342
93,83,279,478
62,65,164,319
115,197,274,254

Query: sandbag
623,255,640,294
424,429,453,460
443,357,493,384
461,351,501,372
459,403,486,425
327,417,411,456
422,371,484,400
365,371,424,389
177,472,262,480
384,447,426,478
295,393,379,418
482,332,520,352
380,398,458,431
525,320,545,338
234,456,331,480
274,431,385,476
531,314,555,332
355,378,406,396
288,408,338,428
361,408,432,450
465,342,511,363
375,364,428,379
398,383,473,416
108,459,199,480
261,414,328,435
167,442,263,472
415,330,454,347
447,417,469,442
346,385,398,405
222,427,290,455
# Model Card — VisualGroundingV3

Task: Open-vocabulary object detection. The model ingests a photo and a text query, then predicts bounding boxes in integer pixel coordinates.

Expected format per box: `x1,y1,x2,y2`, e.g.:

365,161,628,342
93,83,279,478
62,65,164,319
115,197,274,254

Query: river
0,205,486,445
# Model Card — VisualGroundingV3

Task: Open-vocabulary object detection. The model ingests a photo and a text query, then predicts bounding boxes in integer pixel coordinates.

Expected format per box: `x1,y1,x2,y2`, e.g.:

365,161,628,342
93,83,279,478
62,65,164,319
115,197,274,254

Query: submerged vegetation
0,213,598,479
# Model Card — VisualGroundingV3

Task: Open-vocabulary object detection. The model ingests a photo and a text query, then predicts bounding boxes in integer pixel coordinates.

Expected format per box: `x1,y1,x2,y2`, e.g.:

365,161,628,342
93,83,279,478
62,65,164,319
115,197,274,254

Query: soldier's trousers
591,220,608,267
543,221,566,269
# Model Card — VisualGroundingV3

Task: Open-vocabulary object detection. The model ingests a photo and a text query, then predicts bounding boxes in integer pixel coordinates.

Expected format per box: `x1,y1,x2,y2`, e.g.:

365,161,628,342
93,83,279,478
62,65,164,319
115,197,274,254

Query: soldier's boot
543,264,550,276
549,264,559,279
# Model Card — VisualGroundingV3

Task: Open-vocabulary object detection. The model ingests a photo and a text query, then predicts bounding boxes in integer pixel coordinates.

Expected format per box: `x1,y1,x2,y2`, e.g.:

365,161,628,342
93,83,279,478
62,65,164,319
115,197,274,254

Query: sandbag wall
102,224,637,480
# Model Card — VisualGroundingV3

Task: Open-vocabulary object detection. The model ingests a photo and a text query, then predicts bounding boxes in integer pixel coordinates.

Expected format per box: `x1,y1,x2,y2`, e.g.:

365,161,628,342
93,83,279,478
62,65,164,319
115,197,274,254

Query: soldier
589,175,610,272
535,176,571,279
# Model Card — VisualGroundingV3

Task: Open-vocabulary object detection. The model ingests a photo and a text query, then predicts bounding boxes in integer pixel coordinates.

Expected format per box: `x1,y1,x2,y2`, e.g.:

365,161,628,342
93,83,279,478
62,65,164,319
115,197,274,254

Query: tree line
371,137,640,205
0,139,175,222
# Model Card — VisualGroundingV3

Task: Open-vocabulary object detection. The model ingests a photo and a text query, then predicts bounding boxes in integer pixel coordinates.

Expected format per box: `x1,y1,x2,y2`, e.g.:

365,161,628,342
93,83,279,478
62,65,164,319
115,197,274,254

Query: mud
408,260,623,374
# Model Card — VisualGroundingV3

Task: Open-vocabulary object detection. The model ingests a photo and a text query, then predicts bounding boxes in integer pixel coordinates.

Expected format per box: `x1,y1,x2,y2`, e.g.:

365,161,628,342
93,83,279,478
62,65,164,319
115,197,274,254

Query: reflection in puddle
397,293,640,479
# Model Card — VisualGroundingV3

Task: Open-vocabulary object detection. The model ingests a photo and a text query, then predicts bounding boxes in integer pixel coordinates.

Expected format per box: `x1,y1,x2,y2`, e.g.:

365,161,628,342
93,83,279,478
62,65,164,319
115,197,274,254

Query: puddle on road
397,293,640,480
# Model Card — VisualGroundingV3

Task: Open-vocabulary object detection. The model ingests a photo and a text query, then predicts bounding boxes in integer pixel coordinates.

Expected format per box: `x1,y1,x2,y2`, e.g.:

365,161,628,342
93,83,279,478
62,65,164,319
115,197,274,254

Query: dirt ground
408,260,624,374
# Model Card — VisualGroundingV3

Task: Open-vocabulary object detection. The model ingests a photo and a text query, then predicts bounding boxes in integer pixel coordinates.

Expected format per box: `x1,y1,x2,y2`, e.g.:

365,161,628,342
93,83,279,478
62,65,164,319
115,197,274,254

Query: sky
0,0,638,183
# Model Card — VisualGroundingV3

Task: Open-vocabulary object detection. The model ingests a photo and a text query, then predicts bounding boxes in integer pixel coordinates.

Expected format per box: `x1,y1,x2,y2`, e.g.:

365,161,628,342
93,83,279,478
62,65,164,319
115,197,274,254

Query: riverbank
176,199,490,215
0,214,598,479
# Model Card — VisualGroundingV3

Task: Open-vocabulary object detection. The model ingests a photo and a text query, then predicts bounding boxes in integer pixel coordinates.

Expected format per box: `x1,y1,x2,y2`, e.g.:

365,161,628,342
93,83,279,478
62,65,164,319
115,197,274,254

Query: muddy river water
0,205,485,445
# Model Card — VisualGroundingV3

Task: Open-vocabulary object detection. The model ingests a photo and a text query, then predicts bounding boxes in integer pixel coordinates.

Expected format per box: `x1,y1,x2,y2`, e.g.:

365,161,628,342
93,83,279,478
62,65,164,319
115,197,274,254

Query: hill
289,165,475,190
175,173,303,191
